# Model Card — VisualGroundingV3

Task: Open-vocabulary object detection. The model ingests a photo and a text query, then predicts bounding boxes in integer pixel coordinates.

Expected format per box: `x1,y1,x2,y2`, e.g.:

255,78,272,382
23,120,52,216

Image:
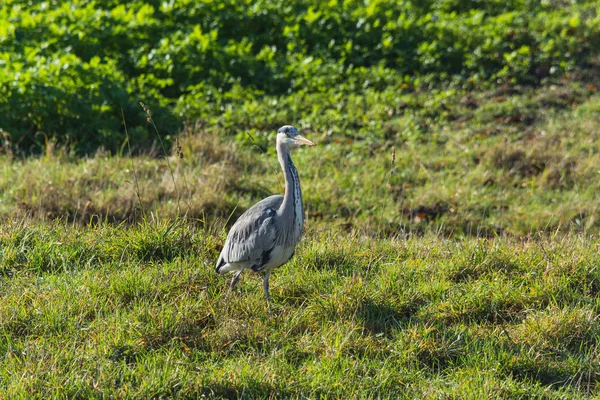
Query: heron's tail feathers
215,257,239,274
215,255,226,274
215,260,244,274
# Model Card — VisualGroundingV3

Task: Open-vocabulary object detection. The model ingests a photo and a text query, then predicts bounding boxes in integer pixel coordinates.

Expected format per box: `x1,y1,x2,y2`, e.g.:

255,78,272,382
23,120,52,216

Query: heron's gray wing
217,195,284,269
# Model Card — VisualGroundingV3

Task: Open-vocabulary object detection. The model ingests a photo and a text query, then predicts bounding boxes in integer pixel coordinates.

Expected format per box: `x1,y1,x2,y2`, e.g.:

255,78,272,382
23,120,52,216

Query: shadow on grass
18,194,241,228
447,256,520,283
357,298,422,335
1,318,32,338
144,314,215,352
309,251,380,278
507,357,600,395
200,382,299,399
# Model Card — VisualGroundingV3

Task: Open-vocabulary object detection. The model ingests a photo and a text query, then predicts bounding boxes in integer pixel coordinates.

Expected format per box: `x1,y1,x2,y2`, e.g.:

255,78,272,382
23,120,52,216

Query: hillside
0,1,600,398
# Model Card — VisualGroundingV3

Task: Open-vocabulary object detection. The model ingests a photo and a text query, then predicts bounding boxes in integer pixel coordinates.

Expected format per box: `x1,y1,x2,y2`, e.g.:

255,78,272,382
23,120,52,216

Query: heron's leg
230,270,243,291
262,271,271,308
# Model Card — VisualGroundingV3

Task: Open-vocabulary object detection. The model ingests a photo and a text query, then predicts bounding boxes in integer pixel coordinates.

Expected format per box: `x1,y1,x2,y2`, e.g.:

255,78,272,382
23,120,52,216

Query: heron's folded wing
220,195,283,266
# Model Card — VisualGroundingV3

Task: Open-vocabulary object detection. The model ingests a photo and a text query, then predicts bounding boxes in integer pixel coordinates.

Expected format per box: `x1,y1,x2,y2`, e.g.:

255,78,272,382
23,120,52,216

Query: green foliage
1,0,599,153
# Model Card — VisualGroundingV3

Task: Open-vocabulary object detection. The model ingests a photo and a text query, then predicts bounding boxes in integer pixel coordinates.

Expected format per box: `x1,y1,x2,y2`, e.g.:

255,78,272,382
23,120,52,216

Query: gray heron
215,125,315,306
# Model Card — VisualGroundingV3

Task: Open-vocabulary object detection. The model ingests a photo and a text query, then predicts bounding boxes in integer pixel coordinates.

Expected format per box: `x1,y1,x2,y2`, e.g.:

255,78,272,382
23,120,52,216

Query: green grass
0,220,599,397
2,10,600,395
1,75,599,236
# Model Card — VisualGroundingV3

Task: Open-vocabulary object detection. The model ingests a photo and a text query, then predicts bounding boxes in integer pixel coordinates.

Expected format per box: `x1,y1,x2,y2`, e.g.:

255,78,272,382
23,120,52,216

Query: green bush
0,0,598,153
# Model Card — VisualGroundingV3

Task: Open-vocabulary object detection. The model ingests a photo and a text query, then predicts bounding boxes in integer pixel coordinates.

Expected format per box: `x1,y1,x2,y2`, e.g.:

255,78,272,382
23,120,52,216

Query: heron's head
277,125,316,147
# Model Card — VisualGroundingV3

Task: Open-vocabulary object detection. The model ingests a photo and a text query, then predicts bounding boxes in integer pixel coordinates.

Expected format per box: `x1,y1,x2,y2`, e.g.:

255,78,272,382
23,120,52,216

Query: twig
121,109,146,218
140,102,182,217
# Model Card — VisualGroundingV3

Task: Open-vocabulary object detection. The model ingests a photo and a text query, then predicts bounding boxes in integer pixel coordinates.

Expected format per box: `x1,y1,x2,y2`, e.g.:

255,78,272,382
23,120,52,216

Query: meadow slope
0,80,599,397
0,76,599,236
1,1,600,397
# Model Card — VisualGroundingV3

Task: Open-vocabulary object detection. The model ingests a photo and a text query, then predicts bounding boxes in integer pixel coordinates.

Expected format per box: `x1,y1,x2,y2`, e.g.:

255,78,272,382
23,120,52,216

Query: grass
0,220,599,397
0,72,599,236
1,67,600,397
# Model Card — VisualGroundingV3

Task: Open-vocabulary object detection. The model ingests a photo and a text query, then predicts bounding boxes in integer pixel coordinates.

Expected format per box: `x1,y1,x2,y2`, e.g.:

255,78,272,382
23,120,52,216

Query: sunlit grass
1,82,599,236
0,220,598,397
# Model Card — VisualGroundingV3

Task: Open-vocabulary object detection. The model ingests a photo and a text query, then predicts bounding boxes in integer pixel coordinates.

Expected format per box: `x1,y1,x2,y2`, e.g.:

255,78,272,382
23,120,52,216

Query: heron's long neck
277,141,304,234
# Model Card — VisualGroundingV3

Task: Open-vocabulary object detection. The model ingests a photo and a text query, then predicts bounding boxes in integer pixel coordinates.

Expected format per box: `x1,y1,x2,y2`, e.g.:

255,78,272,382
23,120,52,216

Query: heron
215,125,315,307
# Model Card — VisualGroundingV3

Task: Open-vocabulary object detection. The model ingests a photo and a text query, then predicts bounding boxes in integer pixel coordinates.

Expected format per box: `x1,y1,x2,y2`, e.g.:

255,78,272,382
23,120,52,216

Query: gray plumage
215,195,282,271
215,125,315,306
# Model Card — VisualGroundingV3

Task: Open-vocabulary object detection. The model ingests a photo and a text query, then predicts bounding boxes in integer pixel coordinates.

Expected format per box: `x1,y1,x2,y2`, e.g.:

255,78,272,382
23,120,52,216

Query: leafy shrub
0,0,599,153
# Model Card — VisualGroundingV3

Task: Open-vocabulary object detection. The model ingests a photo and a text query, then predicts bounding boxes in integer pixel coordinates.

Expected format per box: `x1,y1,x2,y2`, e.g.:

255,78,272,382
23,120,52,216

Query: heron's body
215,194,293,274
215,125,315,305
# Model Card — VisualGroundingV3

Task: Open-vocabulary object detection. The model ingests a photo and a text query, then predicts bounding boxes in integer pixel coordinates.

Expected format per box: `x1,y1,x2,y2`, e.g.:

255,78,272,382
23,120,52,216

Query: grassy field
1,73,599,236
0,222,599,397
0,78,600,397
2,0,600,398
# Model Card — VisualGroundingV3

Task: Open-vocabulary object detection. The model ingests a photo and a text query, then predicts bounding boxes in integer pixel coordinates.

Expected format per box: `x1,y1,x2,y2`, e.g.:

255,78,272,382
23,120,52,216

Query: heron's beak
294,135,316,146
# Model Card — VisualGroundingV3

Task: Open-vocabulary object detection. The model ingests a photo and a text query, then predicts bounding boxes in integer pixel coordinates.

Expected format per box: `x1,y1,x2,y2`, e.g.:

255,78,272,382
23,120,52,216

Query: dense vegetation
1,0,599,152
1,0,600,398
